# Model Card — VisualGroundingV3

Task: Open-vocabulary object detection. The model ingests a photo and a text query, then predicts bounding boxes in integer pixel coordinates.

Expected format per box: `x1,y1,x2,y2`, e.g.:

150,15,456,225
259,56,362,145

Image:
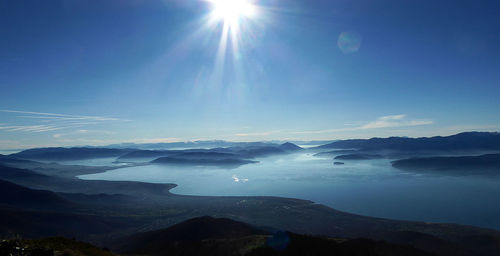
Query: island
313,150,359,157
334,154,384,160
151,156,257,167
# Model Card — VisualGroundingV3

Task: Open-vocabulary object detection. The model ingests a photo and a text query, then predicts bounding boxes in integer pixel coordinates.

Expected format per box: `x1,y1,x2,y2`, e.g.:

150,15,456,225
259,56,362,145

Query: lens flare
338,31,362,54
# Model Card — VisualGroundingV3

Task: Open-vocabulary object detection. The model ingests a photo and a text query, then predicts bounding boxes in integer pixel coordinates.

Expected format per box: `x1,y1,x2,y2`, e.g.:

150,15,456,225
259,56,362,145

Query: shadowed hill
0,205,140,239
0,165,176,198
151,156,257,167
118,150,178,160
279,142,303,151
0,156,126,177
9,147,135,161
119,149,251,161
0,154,40,165
391,154,500,173
115,216,269,254
115,216,433,256
117,149,234,160
165,151,244,160
150,151,257,167
0,237,117,256
249,232,434,256
0,179,74,210
0,176,148,211
0,178,147,240
235,146,287,158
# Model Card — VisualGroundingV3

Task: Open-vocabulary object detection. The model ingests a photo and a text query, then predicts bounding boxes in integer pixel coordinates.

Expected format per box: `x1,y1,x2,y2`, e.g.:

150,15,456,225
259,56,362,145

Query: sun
202,0,263,81
208,0,257,27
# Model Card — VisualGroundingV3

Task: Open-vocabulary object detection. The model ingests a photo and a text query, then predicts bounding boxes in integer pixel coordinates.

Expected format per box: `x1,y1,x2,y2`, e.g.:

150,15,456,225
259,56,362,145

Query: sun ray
212,21,231,86
208,0,257,30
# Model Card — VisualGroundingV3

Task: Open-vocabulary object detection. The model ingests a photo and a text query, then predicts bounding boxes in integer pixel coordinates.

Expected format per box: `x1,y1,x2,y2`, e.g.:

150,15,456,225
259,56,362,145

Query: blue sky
1,0,499,149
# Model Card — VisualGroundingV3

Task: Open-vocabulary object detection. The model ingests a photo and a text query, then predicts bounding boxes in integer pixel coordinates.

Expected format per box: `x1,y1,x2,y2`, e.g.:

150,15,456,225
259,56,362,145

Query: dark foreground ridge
0,217,434,256
0,237,115,256
111,216,433,256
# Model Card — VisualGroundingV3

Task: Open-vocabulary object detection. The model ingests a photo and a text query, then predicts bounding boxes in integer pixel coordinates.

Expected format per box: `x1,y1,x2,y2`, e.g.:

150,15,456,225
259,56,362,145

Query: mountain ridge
316,132,500,151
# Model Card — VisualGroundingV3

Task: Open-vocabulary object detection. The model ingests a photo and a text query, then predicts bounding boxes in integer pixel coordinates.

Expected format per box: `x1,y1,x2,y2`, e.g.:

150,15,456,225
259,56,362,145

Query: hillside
118,150,177,160
151,156,257,167
10,147,135,161
235,146,286,158
279,142,303,151
0,179,74,210
391,154,500,173
115,216,433,256
0,237,116,256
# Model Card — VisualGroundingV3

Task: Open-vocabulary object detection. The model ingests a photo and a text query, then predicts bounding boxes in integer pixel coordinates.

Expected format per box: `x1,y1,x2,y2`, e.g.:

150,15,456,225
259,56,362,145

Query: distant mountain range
104,140,276,150
11,132,500,162
7,143,303,167
101,140,324,150
316,132,500,151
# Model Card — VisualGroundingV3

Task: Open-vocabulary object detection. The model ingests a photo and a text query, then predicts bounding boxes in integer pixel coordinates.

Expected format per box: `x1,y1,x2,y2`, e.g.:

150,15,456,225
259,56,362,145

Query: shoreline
75,163,500,232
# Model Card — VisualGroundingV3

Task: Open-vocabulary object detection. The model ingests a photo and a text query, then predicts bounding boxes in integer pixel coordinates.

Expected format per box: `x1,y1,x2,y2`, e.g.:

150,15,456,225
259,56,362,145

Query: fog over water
79,152,500,230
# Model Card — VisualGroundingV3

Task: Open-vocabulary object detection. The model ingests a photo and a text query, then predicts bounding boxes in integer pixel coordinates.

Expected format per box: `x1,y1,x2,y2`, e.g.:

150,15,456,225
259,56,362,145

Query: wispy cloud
53,129,117,138
0,124,71,133
1,110,130,121
361,114,432,129
293,114,433,135
133,138,182,143
0,110,130,133
235,131,274,137
378,114,407,121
